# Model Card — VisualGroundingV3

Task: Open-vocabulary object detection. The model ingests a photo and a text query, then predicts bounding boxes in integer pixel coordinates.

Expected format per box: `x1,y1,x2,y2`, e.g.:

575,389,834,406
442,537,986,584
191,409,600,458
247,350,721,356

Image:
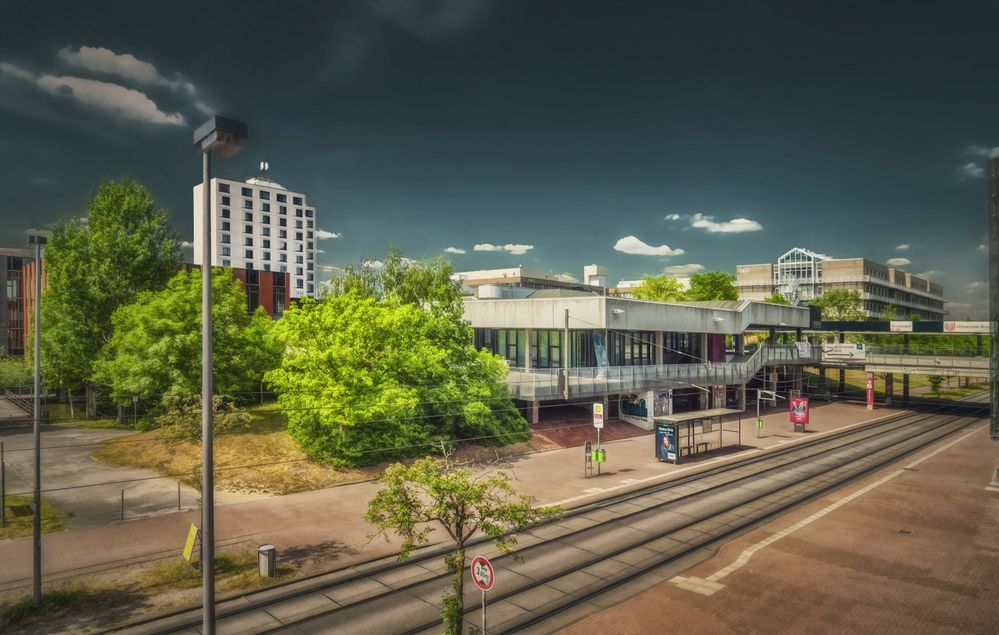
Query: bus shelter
653,408,742,464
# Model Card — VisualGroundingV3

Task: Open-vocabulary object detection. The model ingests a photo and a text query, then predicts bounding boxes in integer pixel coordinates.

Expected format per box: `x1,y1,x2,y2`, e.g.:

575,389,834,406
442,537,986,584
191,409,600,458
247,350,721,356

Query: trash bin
258,544,276,578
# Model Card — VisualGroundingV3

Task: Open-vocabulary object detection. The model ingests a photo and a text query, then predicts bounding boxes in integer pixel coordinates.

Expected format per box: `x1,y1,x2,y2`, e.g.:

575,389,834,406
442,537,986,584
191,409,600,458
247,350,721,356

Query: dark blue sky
0,0,993,316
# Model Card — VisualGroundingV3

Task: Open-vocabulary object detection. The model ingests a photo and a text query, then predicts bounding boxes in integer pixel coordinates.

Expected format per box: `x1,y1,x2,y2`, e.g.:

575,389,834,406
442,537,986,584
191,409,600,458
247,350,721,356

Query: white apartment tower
194,169,318,298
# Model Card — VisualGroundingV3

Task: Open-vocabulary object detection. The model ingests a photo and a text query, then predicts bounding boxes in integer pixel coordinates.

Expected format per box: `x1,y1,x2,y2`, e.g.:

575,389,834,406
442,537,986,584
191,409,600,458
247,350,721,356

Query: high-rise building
0,248,30,356
735,247,946,320
193,170,318,298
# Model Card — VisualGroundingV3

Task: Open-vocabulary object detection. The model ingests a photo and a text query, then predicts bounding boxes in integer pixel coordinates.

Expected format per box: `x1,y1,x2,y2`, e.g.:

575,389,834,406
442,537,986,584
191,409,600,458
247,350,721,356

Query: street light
26,231,46,608
193,115,247,635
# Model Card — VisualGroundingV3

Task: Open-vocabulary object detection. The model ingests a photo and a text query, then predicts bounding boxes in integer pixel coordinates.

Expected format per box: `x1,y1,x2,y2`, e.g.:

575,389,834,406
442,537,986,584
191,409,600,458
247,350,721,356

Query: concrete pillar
698,388,708,410
838,369,846,395
699,333,709,361
885,373,894,406
530,400,540,424
902,374,910,401
769,327,776,344
794,366,803,394
736,334,745,355
796,328,803,342
655,331,664,365
524,328,532,370
738,384,747,411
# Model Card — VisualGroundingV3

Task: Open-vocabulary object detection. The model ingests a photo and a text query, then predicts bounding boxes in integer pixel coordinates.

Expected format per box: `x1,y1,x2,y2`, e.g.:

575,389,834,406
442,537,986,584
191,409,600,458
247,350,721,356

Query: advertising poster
789,397,809,424
655,423,678,462
593,330,609,367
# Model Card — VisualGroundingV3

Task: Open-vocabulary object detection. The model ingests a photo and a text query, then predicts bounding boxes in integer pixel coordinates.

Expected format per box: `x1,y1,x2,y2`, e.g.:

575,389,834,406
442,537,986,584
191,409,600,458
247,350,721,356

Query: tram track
112,400,987,635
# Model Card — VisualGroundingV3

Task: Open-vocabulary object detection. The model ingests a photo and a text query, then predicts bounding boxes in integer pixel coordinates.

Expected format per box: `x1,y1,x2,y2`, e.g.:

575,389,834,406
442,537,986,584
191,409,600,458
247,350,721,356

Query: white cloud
663,263,704,275
613,236,684,257
945,301,972,310
959,162,985,179
966,145,999,159
362,259,384,269
179,240,194,248
474,243,534,255
895,243,910,251
917,270,943,279
1,62,185,126
664,213,681,221
690,213,762,234
977,244,988,252
444,246,466,254
315,229,340,239
885,257,910,267
966,281,987,291
58,46,193,92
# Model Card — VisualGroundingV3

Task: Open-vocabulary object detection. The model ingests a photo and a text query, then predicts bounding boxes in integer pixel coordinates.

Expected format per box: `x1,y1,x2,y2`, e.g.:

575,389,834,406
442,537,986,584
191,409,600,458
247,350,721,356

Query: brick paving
560,421,999,634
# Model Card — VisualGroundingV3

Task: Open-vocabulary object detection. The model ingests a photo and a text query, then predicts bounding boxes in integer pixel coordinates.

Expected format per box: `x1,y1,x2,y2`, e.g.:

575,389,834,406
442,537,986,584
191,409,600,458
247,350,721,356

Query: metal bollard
258,544,276,577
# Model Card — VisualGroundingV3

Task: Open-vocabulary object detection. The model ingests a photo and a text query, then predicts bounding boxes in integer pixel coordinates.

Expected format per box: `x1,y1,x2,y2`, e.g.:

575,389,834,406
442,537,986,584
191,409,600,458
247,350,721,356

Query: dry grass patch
0,496,65,541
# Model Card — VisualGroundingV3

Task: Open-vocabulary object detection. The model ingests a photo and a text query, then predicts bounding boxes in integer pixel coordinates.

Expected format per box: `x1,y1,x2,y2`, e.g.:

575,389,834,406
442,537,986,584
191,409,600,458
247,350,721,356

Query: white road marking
669,425,983,597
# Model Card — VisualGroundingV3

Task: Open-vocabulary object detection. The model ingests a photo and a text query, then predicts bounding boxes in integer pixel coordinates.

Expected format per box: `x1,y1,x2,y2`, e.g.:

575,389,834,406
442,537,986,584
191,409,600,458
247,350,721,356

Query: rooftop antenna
259,161,269,175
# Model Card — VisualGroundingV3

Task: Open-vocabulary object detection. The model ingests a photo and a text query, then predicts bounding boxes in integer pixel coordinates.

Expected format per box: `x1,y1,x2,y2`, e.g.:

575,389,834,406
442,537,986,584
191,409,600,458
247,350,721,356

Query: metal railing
505,344,817,400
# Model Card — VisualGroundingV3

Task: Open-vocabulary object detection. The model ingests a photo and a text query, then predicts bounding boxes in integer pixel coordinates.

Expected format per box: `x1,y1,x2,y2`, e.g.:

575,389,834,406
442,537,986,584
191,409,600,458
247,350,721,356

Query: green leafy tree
41,180,180,405
265,290,527,466
927,375,945,395
93,268,280,418
0,357,31,389
810,289,865,321
763,292,791,305
365,456,561,633
686,271,738,301
630,274,687,302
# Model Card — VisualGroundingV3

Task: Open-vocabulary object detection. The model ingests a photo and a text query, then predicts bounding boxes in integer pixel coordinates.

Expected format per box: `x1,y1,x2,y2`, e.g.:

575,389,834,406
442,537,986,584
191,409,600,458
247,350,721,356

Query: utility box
258,544,276,578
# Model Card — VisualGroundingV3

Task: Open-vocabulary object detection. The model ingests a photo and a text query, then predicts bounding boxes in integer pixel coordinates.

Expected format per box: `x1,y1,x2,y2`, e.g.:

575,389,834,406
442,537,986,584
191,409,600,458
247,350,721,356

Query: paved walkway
560,419,999,634
0,402,902,593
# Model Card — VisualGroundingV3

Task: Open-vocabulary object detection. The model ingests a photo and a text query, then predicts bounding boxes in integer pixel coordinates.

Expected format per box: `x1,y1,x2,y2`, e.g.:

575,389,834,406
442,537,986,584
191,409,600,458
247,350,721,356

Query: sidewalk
0,401,902,594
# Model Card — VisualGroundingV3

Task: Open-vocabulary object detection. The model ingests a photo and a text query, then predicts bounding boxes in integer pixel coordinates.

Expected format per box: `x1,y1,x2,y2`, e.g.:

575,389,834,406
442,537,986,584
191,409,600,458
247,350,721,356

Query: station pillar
738,384,746,411
698,388,709,410
796,328,803,342
655,331,664,365
838,369,846,395
902,374,910,401
736,334,745,355
885,373,894,406
793,366,803,394
530,400,540,425
769,327,776,344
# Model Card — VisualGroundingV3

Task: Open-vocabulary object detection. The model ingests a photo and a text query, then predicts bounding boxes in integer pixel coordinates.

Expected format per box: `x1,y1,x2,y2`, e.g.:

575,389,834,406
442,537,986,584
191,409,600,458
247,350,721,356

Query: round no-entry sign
470,555,494,591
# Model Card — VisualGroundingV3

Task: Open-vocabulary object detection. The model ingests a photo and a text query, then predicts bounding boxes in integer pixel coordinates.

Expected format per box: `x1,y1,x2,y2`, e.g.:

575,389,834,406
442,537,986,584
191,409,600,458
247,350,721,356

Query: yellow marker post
183,523,200,562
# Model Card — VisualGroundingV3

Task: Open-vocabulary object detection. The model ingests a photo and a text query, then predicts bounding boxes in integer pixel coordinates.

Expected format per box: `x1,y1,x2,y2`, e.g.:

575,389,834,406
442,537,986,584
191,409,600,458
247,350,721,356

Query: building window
280,265,287,272
243,212,252,221
307,273,314,281
262,203,271,212
296,232,303,241
260,191,270,200
262,227,270,236
264,263,271,271
279,230,287,239
221,234,230,243
244,225,253,234
279,241,287,250
221,196,230,206
307,220,313,228
307,283,314,294
279,206,287,214
307,241,313,249
296,243,303,252
245,250,253,259
244,237,253,246
221,246,230,257
246,262,253,270
296,255,303,264
262,215,270,224
263,239,271,248
276,194,286,203
221,221,230,231
241,187,252,196
280,254,287,262
218,182,230,193
243,199,252,209
293,196,303,205
295,220,303,229
296,267,303,275
221,209,230,219
307,231,313,239
295,208,303,217
222,259,231,267
279,218,287,227
297,279,303,288
263,251,271,260
306,209,313,218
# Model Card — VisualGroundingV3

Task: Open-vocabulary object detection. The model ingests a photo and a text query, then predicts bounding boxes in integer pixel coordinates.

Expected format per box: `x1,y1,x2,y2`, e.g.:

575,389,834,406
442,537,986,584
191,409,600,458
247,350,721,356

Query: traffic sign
592,402,604,429
470,555,494,591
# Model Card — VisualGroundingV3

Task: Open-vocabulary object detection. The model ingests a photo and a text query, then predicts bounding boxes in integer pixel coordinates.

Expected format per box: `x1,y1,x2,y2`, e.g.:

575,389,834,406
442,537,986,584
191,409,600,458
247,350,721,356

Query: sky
0,0,994,317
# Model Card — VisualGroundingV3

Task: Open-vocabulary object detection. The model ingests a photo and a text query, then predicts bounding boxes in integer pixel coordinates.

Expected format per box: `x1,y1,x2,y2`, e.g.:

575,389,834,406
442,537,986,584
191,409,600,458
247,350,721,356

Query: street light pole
193,116,247,635
27,232,46,608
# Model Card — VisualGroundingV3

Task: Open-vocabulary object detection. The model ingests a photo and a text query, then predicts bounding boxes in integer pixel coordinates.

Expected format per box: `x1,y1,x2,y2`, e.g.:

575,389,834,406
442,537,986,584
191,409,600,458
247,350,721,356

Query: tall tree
686,271,739,301
365,456,560,633
93,268,280,416
41,180,180,399
630,274,687,302
810,289,865,321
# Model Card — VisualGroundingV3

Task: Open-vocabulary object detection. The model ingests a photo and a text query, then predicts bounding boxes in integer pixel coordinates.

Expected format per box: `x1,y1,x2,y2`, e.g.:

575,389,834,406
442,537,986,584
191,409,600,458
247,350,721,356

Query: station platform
560,419,999,634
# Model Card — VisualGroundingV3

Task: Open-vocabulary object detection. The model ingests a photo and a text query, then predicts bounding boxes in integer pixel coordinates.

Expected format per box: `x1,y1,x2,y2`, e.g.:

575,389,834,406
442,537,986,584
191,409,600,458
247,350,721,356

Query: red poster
866,374,874,407
790,397,809,424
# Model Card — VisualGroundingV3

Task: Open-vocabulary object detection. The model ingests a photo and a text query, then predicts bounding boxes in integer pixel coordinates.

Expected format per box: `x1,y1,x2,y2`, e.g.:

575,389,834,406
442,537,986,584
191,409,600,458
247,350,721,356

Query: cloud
315,229,340,239
664,213,681,221
1,62,185,126
895,243,909,251
179,240,194,248
556,273,580,282
966,145,999,159
444,246,466,254
473,243,534,255
663,263,704,275
885,257,910,267
945,301,972,310
690,213,762,233
959,162,985,179
613,236,684,257
58,46,195,95
978,244,988,252
362,259,384,269
966,281,987,291
917,270,943,279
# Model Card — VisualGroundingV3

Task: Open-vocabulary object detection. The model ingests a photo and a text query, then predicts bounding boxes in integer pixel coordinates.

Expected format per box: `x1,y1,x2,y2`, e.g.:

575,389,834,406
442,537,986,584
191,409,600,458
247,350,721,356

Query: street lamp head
193,115,248,156
26,232,48,246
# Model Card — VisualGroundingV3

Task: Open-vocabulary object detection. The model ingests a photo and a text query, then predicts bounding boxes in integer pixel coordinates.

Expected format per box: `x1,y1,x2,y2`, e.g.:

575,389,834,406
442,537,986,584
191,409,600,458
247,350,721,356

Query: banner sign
866,374,874,408
182,523,200,562
789,397,809,424
655,423,677,463
822,343,866,362
593,330,610,367
943,321,990,334
889,321,913,332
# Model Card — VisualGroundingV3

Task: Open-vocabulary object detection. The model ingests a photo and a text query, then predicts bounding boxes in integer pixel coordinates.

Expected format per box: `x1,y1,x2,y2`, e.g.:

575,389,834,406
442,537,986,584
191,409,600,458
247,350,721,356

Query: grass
0,496,65,541
0,587,128,632
927,382,990,400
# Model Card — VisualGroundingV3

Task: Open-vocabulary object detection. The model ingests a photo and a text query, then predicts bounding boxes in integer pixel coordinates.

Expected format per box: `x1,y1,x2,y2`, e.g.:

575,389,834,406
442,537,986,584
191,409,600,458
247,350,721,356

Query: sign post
470,555,494,634
183,523,201,562
592,403,604,475
866,373,874,411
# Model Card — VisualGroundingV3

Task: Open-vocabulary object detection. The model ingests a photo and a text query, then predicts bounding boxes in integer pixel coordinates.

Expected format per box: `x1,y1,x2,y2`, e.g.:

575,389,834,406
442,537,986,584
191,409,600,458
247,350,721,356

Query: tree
763,292,791,305
265,290,528,466
686,271,738,301
365,455,560,633
927,375,945,395
630,274,687,302
810,289,865,321
41,180,180,405
92,268,280,417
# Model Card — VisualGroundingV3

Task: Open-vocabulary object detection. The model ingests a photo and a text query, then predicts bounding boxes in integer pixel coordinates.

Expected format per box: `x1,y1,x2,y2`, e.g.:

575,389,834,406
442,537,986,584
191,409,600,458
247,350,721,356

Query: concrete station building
736,247,946,320
463,293,812,429
455,264,609,298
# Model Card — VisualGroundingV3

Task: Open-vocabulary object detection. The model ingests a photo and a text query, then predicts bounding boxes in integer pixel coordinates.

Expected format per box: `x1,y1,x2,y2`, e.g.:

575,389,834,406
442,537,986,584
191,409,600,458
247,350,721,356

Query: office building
194,169,318,299
735,247,946,320
1,248,30,356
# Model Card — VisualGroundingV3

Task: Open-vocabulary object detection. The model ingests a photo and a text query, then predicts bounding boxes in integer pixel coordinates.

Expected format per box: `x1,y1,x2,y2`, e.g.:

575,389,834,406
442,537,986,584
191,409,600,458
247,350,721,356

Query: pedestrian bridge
864,351,990,377
506,343,818,401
